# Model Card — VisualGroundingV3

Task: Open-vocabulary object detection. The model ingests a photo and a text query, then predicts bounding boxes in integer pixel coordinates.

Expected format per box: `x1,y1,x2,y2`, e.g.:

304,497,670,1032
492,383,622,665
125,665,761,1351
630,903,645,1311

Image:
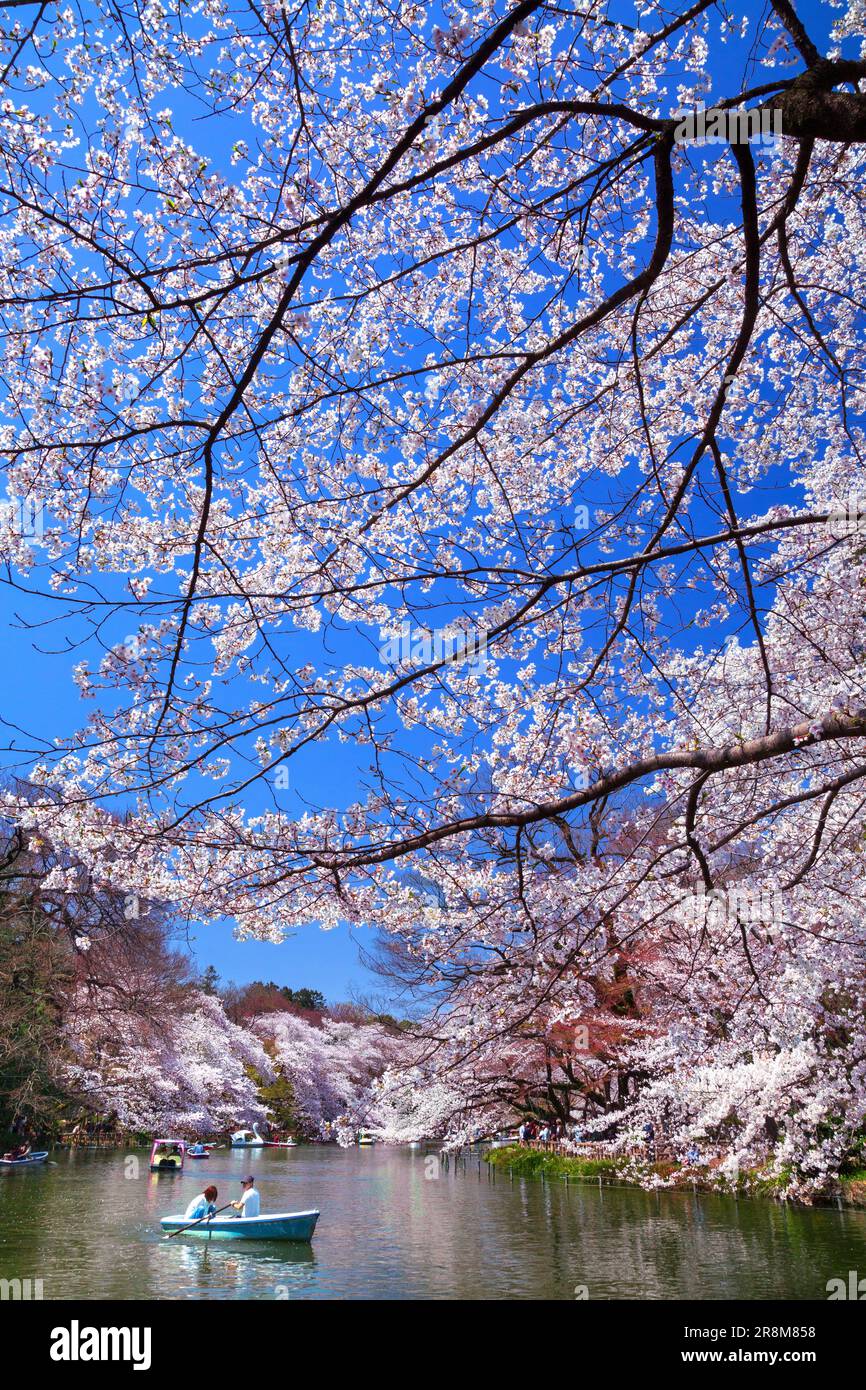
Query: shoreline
485,1145,866,1209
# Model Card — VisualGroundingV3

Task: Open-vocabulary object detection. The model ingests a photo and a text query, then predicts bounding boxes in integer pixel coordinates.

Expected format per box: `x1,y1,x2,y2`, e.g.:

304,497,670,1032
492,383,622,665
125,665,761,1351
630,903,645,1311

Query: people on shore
515,1117,671,1161
518,1119,563,1146
231,1174,260,1218
184,1185,218,1221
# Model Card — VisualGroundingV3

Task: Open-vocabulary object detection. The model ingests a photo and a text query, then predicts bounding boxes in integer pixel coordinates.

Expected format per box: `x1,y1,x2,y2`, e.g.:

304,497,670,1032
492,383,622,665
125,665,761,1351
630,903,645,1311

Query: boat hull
0,1151,48,1167
160,1210,319,1241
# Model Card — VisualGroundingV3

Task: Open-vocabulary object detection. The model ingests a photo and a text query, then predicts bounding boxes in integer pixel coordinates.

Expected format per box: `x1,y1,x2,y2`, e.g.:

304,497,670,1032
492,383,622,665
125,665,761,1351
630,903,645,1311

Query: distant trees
0,812,187,1139
285,987,327,1013
221,980,326,1025
198,965,220,997
0,872,73,1137
251,1011,404,1140
0,811,215,1140
64,990,272,1137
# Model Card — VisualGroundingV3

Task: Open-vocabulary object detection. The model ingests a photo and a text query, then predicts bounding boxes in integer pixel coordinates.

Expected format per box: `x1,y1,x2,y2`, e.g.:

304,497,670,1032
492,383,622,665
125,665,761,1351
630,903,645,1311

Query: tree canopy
1,0,866,1190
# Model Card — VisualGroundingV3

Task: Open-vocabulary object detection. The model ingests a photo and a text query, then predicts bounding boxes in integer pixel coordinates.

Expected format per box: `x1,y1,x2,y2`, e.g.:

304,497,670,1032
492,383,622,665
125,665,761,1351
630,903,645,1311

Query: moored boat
357,1129,376,1145
160,1209,319,1241
0,1150,49,1167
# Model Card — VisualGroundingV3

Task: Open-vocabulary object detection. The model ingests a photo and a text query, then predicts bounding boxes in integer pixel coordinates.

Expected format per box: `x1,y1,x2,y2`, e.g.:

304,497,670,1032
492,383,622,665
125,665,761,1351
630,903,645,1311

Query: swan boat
160,1209,319,1241
230,1122,267,1148
230,1123,296,1148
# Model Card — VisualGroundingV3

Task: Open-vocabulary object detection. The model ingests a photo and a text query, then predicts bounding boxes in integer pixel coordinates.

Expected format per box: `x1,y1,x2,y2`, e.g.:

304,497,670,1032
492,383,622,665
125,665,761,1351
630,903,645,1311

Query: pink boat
149,1138,186,1172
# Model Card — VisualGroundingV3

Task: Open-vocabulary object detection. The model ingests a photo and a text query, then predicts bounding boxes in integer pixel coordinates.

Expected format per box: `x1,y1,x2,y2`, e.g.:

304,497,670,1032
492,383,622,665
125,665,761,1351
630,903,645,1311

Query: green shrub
485,1145,626,1180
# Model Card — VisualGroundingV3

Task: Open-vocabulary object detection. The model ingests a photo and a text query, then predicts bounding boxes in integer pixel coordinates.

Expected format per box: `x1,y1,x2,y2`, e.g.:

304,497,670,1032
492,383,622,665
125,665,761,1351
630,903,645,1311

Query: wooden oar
163,1202,234,1239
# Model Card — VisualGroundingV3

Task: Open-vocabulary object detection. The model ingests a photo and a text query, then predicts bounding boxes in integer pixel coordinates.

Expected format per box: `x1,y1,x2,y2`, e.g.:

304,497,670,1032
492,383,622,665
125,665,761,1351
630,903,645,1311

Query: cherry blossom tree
1,1,866,1186
251,1008,403,1137
63,988,273,1135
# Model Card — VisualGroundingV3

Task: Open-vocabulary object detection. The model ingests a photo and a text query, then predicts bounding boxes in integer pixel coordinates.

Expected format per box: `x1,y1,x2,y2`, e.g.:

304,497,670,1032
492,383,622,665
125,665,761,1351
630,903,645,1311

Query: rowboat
0,1150,48,1167
160,1209,319,1241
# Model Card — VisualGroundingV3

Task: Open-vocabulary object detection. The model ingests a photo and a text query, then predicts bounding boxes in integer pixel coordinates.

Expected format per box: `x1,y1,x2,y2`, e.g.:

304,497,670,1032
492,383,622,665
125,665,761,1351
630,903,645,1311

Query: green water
0,1145,863,1300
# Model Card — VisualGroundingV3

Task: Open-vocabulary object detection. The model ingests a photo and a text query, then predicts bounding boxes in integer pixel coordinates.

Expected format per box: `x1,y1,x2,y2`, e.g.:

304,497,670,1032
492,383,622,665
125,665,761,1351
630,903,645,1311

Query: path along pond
1,1145,863,1300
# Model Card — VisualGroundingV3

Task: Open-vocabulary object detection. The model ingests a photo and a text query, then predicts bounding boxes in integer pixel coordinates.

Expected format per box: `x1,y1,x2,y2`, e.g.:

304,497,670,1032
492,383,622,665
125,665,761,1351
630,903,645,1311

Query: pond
1,1145,863,1300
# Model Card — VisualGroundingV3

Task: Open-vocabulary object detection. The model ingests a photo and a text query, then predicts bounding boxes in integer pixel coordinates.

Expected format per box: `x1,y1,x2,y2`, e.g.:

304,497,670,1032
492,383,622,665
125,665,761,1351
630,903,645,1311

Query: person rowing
2,1142,31,1161
230,1174,260,1218
163,1185,236,1239
184,1184,218,1222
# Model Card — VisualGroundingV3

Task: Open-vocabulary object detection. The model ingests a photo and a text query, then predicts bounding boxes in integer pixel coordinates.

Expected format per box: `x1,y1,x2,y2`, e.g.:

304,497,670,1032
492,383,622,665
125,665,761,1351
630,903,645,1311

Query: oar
163,1202,235,1239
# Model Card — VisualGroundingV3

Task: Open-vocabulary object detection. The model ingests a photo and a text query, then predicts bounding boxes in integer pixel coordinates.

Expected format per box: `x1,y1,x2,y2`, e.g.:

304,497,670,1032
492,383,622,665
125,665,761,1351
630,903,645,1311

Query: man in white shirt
231,1174,260,1218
